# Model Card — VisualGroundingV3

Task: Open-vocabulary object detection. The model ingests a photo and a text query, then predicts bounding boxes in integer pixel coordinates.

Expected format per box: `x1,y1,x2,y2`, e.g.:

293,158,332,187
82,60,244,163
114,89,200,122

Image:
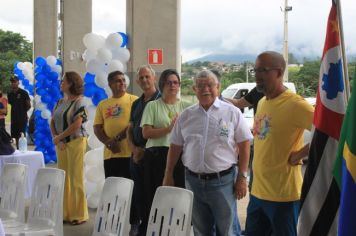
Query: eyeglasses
195,82,217,90
249,68,280,73
165,80,180,86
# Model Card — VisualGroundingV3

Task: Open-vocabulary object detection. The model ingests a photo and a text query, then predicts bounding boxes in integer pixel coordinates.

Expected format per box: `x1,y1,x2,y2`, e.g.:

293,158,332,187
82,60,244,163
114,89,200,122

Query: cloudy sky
0,0,355,62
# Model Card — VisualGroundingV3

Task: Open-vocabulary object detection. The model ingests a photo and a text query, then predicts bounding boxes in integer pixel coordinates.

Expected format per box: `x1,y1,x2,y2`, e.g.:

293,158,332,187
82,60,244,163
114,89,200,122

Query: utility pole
282,0,292,82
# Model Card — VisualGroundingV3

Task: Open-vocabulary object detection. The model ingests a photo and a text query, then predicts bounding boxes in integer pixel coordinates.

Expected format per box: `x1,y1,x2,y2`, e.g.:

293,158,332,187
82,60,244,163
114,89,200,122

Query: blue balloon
43,64,51,73
35,73,46,82
84,83,97,97
49,71,58,80
84,73,95,84
56,59,62,66
118,32,128,47
35,57,46,66
41,94,52,103
22,80,29,86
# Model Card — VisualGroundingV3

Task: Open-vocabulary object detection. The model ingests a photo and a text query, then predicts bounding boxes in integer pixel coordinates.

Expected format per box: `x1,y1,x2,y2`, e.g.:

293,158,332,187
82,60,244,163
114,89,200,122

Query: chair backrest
146,186,194,236
27,168,65,236
0,163,27,223
92,177,134,236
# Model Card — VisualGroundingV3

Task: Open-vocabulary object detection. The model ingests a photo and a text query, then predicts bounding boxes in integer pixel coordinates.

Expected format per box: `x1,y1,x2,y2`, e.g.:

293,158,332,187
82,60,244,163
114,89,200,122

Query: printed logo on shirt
253,114,271,139
105,104,122,119
219,119,229,138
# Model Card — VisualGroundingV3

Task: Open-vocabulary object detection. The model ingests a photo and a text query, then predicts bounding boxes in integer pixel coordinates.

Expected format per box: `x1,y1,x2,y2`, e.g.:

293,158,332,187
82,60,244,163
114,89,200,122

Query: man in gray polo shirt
163,70,252,236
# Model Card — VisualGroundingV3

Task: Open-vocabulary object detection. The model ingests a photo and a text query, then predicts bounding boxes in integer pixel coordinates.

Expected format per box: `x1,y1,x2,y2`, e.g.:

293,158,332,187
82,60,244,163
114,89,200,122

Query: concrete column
62,0,92,76
33,0,58,60
126,0,181,95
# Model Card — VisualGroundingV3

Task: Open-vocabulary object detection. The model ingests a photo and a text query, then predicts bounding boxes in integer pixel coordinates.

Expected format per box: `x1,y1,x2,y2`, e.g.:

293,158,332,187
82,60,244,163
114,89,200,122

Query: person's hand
289,151,304,166
162,172,175,186
57,141,66,151
52,135,62,145
168,115,178,132
105,138,121,153
132,147,145,163
235,176,247,200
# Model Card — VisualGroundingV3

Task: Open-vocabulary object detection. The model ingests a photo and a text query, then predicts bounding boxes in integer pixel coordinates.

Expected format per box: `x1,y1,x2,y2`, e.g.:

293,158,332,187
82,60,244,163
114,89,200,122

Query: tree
290,60,320,97
0,29,32,91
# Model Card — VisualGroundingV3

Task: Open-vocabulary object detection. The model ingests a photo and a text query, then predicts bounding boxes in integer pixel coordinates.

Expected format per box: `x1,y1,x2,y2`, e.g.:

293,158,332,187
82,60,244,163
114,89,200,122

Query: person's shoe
129,223,140,236
70,220,86,226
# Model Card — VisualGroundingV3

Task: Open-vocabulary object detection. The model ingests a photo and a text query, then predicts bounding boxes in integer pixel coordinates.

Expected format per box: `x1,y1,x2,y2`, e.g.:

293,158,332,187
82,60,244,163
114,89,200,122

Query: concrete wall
33,0,58,59
62,0,92,76
126,0,181,95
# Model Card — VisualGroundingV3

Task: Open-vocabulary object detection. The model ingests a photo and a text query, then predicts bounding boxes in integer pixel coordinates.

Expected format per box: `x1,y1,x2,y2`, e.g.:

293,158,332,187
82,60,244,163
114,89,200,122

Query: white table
0,150,45,198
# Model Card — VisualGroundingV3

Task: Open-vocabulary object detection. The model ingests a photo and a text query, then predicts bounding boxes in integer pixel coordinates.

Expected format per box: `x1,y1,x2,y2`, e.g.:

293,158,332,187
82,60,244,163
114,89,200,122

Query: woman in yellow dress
50,71,89,225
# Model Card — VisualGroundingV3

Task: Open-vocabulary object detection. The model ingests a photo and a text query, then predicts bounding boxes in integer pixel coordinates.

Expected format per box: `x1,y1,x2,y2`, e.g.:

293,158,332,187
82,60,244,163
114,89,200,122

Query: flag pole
335,0,350,102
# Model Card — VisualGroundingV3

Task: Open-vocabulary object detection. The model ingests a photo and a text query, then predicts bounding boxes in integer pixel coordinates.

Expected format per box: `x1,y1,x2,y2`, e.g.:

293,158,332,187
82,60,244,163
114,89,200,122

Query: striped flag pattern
297,1,346,235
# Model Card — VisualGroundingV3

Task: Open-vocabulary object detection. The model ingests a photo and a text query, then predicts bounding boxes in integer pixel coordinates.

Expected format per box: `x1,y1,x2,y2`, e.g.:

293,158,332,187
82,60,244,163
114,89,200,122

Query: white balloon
85,181,96,197
86,166,105,183
86,59,104,75
84,149,102,166
107,60,124,73
85,120,94,136
83,33,105,51
96,48,112,64
24,62,33,69
46,56,57,66
95,179,105,193
87,105,97,120
83,49,97,62
124,74,130,88
17,62,25,70
87,193,101,209
104,87,112,98
41,109,51,119
52,65,62,74
105,33,123,50
95,72,108,88
36,102,47,111
88,135,103,149
34,95,42,104
112,48,130,63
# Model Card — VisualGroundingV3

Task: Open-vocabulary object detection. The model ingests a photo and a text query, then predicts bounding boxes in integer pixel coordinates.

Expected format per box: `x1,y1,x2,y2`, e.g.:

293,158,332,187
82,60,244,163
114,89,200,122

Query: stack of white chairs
146,186,194,236
92,177,134,236
4,167,65,236
0,163,27,224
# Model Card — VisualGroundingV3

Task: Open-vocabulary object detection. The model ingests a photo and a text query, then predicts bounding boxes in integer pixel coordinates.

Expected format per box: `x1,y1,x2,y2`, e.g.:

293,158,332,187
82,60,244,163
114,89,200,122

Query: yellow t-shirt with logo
252,90,314,201
94,93,138,160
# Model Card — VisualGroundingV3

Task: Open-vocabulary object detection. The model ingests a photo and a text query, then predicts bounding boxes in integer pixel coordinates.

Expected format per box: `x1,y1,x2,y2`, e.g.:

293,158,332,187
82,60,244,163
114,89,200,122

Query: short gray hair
193,70,219,85
136,65,155,77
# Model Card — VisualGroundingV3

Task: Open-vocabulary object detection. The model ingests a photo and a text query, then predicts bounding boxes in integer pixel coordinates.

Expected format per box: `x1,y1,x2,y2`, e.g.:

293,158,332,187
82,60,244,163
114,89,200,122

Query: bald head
257,51,286,76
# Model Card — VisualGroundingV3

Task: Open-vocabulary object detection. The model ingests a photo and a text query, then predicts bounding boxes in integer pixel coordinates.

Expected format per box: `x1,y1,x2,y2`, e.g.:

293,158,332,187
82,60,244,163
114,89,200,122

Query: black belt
186,166,234,180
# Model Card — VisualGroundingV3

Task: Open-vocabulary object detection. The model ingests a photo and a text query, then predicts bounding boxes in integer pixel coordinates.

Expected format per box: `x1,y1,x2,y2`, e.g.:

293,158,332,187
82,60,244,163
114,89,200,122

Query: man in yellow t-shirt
246,51,314,236
94,71,138,178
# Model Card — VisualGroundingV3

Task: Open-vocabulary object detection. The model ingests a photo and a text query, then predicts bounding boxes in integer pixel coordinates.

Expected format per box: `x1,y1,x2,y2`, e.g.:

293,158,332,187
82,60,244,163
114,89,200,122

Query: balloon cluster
33,56,63,163
81,32,130,208
13,62,35,96
82,32,130,106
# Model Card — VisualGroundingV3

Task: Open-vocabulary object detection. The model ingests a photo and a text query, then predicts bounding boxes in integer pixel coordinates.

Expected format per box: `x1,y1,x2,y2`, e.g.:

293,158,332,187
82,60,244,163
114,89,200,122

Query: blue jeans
185,168,241,236
245,195,300,236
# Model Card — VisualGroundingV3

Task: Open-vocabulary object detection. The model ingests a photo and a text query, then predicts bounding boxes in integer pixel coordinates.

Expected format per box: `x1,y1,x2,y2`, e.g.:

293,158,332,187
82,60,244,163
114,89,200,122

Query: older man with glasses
163,70,252,236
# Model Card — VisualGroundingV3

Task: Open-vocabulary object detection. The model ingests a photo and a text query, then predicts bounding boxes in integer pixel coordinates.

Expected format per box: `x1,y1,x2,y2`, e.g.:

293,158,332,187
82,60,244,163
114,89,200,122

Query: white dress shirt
170,98,252,173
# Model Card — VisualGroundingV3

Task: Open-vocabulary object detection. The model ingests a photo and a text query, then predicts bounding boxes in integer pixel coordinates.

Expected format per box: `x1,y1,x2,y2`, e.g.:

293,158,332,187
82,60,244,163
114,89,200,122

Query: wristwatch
238,171,248,178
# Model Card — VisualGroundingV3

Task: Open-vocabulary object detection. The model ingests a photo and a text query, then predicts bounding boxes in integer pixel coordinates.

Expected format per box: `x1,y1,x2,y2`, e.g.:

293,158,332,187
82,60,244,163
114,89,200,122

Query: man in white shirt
163,70,252,236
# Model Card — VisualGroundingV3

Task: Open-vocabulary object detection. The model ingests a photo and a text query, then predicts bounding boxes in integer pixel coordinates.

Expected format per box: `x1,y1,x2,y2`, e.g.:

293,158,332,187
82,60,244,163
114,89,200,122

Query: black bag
0,128,15,155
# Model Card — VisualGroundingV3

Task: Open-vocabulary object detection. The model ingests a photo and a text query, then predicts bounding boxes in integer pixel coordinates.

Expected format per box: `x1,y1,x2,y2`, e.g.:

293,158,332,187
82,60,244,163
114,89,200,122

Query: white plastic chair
0,163,27,223
4,167,65,236
92,177,134,236
146,186,194,236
